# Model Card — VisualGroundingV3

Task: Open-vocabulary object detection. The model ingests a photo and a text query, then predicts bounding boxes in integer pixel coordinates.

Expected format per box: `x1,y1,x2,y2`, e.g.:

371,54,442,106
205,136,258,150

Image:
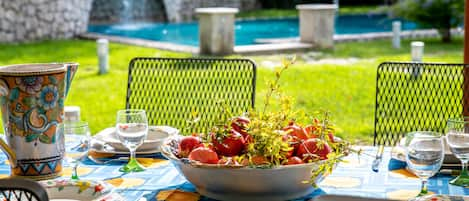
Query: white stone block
297,4,337,48
196,7,238,55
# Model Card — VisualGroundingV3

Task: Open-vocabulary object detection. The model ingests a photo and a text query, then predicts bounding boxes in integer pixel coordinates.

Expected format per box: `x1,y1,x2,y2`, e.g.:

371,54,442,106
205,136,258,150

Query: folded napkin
388,158,407,171
388,146,408,171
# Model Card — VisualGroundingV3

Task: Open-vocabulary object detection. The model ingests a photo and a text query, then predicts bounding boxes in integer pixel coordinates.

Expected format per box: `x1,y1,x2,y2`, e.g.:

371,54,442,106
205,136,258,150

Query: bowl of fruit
161,116,349,201
160,59,351,201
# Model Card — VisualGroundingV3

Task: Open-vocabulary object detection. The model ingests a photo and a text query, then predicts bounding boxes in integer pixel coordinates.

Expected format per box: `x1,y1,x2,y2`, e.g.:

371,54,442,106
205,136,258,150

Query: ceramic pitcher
0,63,78,180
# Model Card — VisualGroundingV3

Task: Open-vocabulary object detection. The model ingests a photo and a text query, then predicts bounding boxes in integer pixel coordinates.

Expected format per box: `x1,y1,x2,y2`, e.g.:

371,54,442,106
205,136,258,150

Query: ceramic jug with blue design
0,63,78,180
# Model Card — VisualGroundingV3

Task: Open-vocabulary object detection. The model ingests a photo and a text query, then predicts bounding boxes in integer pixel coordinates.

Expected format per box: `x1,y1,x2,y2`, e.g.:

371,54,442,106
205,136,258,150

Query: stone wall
89,0,166,24
164,0,260,22
0,0,93,43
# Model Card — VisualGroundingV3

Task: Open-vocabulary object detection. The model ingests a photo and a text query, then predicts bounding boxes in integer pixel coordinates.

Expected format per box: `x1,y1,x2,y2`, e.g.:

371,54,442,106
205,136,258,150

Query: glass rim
117,109,146,114
61,121,89,128
448,116,469,124
406,131,443,138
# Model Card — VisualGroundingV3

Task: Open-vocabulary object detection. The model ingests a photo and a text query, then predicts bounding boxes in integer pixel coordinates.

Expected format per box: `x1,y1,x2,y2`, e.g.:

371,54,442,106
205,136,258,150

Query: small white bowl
94,126,178,152
39,179,123,201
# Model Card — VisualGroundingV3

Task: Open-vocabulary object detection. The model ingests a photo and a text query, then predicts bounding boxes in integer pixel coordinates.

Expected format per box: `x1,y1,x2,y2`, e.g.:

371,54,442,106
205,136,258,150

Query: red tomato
252,155,270,165
217,157,240,166
281,135,296,158
213,129,246,157
284,156,304,165
231,116,250,137
327,132,335,143
188,147,219,164
283,123,308,141
178,136,202,158
242,155,269,166
296,138,332,161
304,125,319,138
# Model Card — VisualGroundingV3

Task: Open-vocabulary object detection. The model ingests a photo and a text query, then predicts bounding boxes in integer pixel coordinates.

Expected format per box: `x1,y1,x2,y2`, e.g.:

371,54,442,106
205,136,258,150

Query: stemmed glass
446,117,469,186
116,109,148,173
63,121,91,180
405,131,444,198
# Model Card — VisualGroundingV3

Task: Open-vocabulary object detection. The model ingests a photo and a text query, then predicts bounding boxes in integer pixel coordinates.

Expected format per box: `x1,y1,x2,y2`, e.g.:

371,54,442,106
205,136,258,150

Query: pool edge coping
80,28,463,55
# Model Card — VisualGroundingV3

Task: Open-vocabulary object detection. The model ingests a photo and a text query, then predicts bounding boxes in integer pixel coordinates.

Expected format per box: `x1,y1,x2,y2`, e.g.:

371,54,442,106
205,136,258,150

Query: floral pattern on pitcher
6,74,65,145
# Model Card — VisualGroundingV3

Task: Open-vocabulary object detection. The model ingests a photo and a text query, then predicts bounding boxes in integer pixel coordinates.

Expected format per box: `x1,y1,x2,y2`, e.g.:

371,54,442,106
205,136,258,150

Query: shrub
391,0,464,43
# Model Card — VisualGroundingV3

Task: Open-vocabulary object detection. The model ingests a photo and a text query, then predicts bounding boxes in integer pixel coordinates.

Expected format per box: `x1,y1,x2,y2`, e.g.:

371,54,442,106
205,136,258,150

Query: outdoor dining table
0,146,468,200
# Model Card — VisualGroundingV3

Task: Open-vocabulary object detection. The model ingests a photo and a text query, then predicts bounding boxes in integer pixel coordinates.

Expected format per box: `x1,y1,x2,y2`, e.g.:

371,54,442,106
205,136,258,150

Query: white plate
93,125,178,152
90,146,162,155
39,179,123,201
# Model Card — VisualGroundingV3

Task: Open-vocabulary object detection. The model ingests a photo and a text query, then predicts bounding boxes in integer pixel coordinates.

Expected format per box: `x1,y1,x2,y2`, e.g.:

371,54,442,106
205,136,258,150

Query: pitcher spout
64,62,79,98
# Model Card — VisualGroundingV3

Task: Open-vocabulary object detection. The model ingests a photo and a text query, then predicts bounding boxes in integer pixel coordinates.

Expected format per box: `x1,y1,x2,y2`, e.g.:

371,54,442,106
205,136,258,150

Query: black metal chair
0,178,48,201
374,62,469,146
126,57,256,134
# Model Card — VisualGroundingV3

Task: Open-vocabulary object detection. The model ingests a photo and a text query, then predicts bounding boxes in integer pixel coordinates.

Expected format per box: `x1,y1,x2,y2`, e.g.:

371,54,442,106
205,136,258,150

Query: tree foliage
391,0,464,42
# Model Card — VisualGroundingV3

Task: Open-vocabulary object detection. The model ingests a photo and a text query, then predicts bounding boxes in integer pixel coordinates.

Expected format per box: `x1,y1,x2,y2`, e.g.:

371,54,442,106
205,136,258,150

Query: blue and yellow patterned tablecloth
1,146,468,201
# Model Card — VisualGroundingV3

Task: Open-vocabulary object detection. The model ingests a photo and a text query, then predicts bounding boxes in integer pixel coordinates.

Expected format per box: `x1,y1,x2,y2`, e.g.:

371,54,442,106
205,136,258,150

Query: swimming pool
88,14,418,46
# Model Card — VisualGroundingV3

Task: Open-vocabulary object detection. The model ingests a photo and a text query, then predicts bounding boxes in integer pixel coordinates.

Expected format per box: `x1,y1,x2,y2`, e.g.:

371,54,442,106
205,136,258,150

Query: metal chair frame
374,62,469,146
0,178,48,201
126,57,257,134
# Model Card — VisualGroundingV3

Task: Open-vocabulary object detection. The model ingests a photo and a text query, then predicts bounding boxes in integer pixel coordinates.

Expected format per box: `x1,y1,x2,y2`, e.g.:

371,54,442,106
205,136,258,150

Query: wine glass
116,109,148,173
446,117,469,186
63,121,90,180
405,131,444,198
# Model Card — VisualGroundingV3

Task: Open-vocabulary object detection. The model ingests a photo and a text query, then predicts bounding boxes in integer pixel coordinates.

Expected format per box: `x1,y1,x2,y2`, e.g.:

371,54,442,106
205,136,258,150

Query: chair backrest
126,57,257,134
0,178,48,201
374,62,469,146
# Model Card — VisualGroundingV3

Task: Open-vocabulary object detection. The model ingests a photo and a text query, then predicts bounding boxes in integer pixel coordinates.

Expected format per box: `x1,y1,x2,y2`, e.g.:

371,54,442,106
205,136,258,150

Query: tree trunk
439,28,452,43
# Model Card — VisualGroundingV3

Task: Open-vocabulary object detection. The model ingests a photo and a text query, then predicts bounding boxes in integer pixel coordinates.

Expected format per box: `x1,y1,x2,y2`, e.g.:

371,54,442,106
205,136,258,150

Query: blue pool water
88,14,418,46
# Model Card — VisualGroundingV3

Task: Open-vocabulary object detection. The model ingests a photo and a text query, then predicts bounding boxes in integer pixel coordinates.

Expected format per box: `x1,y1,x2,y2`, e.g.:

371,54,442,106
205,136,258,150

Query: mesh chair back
126,57,256,134
0,178,48,201
374,62,469,146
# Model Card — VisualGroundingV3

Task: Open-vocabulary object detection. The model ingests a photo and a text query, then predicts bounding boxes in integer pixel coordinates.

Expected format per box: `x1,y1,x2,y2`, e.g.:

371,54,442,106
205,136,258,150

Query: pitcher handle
0,79,16,166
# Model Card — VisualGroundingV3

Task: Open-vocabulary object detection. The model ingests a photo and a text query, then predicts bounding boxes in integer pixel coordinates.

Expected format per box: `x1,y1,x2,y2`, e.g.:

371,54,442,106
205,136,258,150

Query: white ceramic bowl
94,126,178,152
39,179,123,201
161,137,332,201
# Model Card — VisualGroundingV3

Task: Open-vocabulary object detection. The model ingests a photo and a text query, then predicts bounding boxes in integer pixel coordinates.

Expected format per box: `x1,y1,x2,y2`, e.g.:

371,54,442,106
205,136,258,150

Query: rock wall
0,0,93,43
164,0,260,22
89,0,166,24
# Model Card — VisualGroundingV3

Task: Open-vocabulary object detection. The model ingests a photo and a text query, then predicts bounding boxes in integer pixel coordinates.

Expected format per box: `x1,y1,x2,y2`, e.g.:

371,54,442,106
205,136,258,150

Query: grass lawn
0,37,463,144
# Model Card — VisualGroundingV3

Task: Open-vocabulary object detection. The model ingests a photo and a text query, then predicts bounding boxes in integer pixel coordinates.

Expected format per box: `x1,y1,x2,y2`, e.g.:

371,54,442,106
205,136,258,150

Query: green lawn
0,37,463,144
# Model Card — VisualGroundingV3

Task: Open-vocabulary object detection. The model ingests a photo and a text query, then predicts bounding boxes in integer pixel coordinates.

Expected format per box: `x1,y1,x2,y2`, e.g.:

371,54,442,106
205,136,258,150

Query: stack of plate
91,126,178,154
391,137,460,169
